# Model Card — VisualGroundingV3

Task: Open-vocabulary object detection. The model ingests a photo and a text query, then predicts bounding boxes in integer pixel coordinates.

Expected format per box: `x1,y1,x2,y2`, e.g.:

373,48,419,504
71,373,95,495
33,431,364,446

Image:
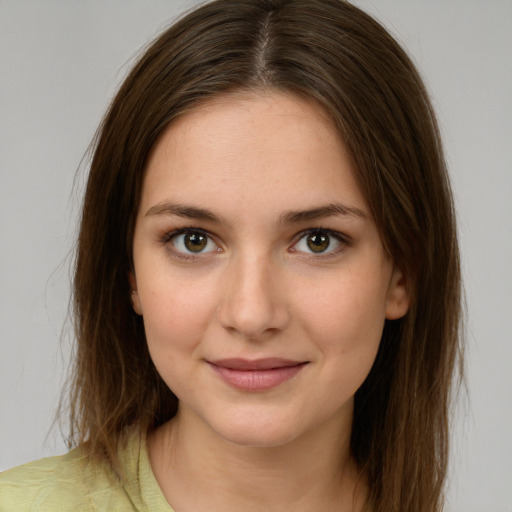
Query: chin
207,409,306,449
219,426,300,449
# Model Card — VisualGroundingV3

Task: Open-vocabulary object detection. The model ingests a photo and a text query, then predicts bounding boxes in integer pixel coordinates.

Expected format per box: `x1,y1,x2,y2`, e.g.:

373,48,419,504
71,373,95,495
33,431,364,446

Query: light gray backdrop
1,1,511,511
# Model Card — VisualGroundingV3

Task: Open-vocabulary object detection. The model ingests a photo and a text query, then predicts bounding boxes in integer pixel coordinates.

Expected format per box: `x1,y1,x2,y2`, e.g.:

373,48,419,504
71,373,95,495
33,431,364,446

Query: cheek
295,269,388,383
138,271,218,358
139,284,216,399
298,270,389,344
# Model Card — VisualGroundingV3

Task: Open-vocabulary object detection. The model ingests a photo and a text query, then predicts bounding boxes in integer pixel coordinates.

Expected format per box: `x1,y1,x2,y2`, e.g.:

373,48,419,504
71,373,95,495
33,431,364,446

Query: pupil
307,233,329,252
185,232,207,252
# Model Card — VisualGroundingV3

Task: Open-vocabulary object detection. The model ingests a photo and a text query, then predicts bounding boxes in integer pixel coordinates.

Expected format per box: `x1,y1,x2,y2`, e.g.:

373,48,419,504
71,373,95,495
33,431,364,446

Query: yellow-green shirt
0,431,174,511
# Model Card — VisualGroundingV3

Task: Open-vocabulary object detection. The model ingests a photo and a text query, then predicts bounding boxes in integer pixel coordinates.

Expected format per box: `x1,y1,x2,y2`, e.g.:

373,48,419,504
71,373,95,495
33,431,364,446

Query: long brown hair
69,1,463,510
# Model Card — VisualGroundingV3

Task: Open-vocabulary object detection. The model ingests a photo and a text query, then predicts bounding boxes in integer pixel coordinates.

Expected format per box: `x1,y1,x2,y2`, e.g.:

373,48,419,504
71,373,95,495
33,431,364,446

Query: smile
207,358,308,391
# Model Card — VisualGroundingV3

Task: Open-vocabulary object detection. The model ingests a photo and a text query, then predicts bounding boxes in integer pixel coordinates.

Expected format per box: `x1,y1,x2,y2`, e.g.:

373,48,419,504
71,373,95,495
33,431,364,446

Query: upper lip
208,358,306,370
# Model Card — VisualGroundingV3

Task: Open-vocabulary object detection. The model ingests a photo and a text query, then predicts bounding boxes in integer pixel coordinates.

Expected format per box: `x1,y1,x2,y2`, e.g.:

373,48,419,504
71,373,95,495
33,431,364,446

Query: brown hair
69,1,463,510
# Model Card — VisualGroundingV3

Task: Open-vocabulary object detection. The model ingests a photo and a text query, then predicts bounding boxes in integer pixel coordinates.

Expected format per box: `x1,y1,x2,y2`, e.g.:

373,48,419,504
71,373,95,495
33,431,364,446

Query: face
131,91,409,448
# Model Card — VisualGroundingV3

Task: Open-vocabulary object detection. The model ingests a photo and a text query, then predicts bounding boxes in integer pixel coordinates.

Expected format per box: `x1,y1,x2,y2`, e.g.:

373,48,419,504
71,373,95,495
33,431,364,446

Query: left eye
169,230,219,254
292,230,343,254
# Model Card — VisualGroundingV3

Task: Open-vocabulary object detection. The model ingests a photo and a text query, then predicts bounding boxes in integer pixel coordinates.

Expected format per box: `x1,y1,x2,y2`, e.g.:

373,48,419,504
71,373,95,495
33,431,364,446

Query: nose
216,253,290,340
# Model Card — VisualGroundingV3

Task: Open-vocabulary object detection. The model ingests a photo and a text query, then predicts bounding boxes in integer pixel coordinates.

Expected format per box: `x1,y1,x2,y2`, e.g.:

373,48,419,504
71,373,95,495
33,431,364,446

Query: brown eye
292,229,344,255
184,232,208,252
169,229,218,255
306,232,330,253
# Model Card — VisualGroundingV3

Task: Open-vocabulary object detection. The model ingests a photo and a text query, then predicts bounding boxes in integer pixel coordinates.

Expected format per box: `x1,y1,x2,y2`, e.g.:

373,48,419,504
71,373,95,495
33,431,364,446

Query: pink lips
208,358,307,391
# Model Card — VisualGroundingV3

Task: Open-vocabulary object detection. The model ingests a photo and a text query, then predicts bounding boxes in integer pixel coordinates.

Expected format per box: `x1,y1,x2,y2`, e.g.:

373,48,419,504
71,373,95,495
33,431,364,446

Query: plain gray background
1,1,511,511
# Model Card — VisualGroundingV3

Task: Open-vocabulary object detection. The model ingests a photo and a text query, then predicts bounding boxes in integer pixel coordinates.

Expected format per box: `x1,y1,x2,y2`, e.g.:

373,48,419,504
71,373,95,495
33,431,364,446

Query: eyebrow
279,202,368,224
145,201,368,225
145,202,222,222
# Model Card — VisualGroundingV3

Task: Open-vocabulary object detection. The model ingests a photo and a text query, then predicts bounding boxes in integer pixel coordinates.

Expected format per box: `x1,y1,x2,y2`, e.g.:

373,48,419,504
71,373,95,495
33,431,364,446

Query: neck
148,406,367,512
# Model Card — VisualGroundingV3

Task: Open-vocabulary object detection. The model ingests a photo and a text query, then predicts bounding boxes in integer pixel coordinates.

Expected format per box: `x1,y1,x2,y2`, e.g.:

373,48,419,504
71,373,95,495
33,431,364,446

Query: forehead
140,91,369,219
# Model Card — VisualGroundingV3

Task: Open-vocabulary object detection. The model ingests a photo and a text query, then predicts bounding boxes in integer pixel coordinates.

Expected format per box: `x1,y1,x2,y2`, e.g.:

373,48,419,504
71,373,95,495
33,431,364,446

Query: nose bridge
217,248,288,339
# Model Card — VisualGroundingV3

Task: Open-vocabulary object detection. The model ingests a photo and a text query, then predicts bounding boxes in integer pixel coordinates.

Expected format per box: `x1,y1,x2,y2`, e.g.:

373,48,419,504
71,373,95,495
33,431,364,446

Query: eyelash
291,228,352,258
161,226,351,261
161,227,219,261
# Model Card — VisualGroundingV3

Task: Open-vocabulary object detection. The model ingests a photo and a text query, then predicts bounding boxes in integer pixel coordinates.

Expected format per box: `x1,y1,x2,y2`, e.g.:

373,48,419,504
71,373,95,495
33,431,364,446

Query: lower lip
209,363,307,391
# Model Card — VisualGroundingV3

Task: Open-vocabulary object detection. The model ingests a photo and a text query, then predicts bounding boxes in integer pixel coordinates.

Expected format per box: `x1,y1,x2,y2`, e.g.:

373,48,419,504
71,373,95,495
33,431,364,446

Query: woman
0,0,462,511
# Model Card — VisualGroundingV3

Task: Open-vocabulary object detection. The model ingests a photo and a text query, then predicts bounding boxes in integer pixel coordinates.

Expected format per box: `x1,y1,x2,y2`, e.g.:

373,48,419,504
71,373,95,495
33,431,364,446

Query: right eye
168,229,219,255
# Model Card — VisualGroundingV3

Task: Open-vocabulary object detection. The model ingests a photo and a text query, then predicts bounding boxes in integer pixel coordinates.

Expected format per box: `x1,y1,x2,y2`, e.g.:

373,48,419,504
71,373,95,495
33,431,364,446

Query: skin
130,91,409,512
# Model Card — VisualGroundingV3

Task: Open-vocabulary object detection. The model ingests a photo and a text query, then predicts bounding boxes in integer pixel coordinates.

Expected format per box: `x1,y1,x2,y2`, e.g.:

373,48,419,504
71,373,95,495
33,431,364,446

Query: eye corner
290,227,350,257
164,227,221,259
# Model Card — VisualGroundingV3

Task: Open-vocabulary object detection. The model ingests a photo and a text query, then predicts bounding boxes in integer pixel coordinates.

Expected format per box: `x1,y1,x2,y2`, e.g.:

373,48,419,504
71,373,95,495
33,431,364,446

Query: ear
385,266,411,320
128,272,143,316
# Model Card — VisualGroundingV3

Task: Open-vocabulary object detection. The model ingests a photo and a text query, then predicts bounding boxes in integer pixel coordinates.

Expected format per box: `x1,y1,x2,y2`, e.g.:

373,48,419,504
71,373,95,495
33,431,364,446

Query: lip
207,358,308,391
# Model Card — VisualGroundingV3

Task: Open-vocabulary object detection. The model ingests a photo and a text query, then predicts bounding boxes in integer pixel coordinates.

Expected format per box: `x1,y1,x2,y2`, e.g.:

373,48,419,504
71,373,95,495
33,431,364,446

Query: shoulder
0,445,133,511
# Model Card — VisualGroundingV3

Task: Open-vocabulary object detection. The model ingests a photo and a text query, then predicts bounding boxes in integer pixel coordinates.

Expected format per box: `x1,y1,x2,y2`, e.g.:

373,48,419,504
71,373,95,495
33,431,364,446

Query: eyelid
163,227,221,259
163,226,212,242
290,228,351,256
161,226,351,261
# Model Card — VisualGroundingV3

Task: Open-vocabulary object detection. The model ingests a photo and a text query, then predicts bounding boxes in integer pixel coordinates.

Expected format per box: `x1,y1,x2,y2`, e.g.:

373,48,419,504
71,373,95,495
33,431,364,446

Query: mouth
207,358,308,391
